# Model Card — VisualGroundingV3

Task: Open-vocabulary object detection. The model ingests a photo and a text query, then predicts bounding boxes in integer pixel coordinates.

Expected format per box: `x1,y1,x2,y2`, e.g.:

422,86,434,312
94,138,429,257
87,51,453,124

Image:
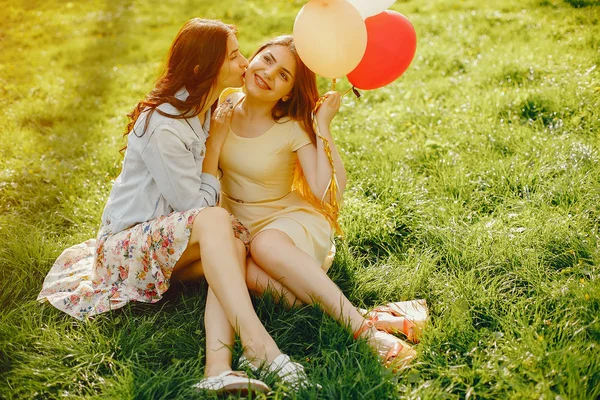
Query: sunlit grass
1,0,599,398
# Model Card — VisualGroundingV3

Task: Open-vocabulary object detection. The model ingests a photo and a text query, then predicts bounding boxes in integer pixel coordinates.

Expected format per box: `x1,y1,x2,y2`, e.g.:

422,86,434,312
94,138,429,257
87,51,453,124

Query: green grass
1,0,599,398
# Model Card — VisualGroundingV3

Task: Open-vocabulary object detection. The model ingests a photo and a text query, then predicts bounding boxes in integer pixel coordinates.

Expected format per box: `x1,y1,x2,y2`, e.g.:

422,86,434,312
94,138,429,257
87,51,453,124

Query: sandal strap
370,306,421,342
353,318,376,340
385,341,403,364
372,305,401,317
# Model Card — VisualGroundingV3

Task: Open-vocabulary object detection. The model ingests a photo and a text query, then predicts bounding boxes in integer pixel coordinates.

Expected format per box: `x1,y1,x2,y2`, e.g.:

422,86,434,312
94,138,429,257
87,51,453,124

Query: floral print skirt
37,208,250,320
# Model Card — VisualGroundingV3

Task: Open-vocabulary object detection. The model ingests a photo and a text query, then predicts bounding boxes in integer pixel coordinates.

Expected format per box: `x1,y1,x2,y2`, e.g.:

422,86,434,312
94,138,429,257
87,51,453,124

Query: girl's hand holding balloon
315,91,341,128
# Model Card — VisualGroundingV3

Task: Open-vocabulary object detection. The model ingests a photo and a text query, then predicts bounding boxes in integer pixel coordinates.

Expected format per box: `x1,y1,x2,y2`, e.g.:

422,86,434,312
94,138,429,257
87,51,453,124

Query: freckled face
244,45,296,102
216,34,249,89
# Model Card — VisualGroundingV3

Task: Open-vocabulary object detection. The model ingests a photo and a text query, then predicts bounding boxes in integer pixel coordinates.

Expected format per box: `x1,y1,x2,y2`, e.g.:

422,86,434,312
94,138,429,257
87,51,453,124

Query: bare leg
171,260,204,282
204,287,235,376
173,239,247,376
250,229,416,363
246,257,417,341
246,255,418,341
246,257,300,307
250,230,364,332
172,207,281,364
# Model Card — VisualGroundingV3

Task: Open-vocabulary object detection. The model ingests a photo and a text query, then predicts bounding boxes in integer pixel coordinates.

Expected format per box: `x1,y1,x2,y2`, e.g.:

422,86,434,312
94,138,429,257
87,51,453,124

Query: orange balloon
293,0,367,79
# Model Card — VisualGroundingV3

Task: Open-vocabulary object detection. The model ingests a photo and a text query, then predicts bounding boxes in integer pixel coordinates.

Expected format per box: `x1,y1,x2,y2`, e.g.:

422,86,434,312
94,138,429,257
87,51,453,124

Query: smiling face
244,45,297,103
216,34,249,90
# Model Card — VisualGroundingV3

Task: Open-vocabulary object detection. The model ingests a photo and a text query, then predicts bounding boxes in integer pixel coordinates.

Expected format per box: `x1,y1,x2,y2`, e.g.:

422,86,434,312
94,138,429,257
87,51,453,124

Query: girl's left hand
315,91,341,127
208,100,234,149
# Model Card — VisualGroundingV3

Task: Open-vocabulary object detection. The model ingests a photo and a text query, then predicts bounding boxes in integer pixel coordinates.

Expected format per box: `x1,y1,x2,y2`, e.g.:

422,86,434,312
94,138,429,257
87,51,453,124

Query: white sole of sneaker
217,379,270,395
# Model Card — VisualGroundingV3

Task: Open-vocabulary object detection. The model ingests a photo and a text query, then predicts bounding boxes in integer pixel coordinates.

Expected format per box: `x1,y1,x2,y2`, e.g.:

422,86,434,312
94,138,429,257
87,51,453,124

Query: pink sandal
368,299,428,343
354,319,416,371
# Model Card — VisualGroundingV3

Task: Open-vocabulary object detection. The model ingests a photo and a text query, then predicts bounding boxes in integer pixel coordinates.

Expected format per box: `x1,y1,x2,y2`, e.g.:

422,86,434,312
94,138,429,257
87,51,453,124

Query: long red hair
124,18,236,146
250,36,341,233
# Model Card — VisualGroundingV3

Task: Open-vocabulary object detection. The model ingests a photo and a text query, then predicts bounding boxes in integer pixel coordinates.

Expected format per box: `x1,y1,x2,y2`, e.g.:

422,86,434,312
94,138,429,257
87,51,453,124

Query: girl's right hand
208,99,234,149
315,91,341,128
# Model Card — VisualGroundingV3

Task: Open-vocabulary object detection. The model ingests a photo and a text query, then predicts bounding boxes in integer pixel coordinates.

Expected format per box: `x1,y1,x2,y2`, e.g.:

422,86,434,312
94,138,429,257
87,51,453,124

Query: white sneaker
192,370,270,394
238,354,259,373
239,354,316,391
268,354,312,391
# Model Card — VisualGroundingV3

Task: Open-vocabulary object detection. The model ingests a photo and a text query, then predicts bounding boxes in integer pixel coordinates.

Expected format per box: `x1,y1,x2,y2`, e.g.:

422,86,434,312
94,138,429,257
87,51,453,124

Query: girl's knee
193,207,230,232
250,230,289,259
250,235,269,260
190,208,233,244
197,206,230,223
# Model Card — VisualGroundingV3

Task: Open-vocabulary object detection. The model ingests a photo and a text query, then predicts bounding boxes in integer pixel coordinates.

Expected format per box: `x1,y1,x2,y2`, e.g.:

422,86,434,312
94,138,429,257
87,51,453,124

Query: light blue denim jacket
100,87,219,234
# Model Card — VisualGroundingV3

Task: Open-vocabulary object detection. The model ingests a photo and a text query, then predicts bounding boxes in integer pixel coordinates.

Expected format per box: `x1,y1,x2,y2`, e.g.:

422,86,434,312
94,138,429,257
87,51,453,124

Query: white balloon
347,0,396,18
293,0,367,78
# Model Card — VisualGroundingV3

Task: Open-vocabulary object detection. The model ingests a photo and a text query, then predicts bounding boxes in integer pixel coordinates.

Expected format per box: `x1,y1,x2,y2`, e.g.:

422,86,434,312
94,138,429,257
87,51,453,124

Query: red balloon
347,11,417,90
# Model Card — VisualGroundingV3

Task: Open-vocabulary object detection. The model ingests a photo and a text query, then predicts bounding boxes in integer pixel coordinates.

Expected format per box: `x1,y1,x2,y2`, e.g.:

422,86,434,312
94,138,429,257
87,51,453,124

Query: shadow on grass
1,0,134,217
1,1,134,312
563,0,598,7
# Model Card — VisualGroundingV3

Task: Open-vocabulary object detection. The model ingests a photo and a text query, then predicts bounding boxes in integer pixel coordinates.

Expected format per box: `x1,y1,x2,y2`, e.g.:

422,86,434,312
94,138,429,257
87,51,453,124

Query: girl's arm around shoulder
141,124,220,211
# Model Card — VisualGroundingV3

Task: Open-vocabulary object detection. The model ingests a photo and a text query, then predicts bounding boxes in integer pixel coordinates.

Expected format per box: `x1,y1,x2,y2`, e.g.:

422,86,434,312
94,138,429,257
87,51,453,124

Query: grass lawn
1,0,599,398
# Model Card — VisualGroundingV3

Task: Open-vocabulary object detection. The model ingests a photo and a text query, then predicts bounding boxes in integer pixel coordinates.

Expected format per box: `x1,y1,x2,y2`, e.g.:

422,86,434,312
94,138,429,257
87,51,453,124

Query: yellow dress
218,98,334,267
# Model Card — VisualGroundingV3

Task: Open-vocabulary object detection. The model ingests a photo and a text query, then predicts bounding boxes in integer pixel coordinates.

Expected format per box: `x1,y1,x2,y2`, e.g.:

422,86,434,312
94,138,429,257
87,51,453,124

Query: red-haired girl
38,20,308,395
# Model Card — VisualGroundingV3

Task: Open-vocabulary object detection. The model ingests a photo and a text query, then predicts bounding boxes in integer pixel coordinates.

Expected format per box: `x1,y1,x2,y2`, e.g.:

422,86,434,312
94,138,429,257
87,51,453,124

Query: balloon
346,0,396,18
347,11,417,90
293,0,367,79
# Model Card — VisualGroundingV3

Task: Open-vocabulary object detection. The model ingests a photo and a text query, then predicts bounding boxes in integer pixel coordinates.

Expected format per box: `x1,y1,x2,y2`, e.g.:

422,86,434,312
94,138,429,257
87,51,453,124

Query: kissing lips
254,74,271,90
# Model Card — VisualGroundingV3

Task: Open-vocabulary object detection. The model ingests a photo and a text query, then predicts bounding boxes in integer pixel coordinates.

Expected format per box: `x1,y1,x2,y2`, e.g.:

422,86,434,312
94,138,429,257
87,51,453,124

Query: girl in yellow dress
218,36,417,370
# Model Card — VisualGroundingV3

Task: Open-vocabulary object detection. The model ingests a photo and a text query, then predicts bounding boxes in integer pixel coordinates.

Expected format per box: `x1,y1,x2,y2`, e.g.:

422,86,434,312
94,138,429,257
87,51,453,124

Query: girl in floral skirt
38,19,310,395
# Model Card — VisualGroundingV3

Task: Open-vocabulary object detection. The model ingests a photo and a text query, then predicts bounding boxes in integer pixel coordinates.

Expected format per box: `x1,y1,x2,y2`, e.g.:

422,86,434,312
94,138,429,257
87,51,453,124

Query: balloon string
311,95,342,234
331,78,336,91
341,87,361,99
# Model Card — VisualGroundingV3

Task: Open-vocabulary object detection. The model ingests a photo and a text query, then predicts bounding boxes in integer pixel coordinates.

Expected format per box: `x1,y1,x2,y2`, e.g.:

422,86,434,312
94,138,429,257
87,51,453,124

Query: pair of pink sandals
357,299,429,370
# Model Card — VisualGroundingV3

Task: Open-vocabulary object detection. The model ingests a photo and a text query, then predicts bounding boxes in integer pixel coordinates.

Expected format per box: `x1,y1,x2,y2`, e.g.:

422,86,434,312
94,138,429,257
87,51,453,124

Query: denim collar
174,86,211,137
